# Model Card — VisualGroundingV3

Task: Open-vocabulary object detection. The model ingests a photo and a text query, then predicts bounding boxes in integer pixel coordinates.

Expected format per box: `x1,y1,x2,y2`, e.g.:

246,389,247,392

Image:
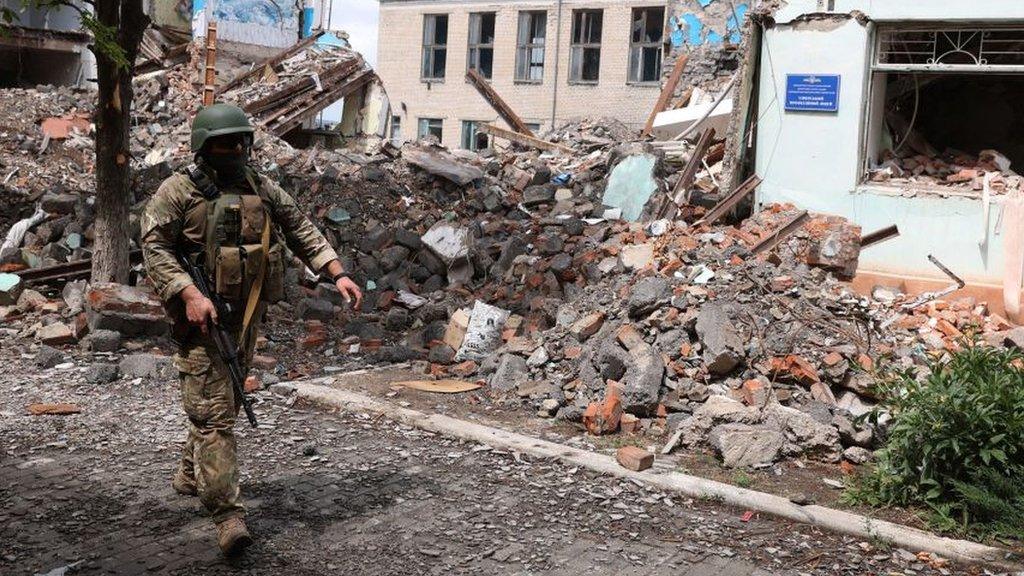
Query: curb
291,381,1023,573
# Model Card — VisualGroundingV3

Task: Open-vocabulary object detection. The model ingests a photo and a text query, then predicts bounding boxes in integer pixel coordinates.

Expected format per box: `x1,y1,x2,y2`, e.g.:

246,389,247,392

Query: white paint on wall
752,1,1024,283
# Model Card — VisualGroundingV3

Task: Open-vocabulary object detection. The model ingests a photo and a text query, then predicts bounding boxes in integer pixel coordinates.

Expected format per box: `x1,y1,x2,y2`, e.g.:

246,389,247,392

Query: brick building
377,0,668,149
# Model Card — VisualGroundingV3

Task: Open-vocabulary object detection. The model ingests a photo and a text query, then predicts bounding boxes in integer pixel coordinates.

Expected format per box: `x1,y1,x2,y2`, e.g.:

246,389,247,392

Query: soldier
141,103,362,555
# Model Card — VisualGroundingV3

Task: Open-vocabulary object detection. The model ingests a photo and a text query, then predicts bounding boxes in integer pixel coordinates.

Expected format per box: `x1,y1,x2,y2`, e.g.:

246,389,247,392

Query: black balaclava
201,133,251,184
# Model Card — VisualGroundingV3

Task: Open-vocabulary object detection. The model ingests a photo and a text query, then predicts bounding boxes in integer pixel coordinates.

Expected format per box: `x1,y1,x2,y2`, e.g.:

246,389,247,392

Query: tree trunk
90,0,149,284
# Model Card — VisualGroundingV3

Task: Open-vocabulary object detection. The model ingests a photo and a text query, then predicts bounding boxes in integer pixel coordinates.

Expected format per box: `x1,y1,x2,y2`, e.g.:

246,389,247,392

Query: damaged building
0,0,95,87
743,1,1024,317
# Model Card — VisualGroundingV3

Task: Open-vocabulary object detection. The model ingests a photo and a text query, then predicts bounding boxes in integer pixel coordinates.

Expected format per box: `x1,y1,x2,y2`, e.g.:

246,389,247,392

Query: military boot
171,470,197,496
217,517,253,555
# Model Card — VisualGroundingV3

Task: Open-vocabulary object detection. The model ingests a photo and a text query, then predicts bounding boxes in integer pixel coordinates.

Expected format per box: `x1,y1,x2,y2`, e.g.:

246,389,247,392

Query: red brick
616,446,654,471
620,413,640,434
451,360,478,377
570,312,605,342
768,355,820,385
251,355,278,370
822,351,844,367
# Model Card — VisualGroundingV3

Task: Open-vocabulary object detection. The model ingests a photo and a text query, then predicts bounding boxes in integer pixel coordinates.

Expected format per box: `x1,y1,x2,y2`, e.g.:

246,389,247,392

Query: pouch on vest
215,246,244,300
262,244,285,303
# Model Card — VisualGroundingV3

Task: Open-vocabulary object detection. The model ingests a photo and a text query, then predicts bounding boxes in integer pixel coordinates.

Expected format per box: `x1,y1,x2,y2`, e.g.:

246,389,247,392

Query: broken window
390,116,402,146
569,10,603,83
421,14,449,80
628,7,664,84
467,12,495,79
461,120,491,151
515,11,547,83
418,117,443,142
525,122,542,134
865,26,1024,193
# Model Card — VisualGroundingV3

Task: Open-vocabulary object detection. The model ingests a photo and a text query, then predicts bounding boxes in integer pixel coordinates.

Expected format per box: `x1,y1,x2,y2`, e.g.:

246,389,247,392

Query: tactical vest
185,166,286,306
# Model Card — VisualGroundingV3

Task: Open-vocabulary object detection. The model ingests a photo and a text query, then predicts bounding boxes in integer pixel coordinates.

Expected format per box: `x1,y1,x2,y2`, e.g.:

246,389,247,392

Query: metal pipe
550,0,563,131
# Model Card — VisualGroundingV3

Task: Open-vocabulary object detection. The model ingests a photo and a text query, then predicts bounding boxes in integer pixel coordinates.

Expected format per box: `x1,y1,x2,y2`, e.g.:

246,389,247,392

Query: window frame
515,10,548,84
421,14,449,82
569,9,604,85
467,12,496,80
461,120,492,151
417,117,444,142
627,6,665,85
390,115,402,146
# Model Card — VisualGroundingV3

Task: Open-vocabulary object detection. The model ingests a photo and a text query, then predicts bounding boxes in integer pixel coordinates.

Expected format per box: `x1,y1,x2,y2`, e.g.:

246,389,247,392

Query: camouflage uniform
141,166,337,523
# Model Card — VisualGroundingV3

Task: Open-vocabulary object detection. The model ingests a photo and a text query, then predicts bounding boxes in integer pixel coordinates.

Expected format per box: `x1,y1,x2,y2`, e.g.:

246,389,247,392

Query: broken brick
570,312,605,342
768,355,820,385
616,446,654,471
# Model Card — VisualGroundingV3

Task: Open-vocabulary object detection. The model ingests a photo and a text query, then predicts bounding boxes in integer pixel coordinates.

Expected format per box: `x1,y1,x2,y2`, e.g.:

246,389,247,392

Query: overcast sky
329,0,379,67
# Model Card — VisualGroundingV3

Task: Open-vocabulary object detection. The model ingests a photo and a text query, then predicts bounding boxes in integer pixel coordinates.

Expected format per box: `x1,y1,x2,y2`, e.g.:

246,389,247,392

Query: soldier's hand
181,285,218,335
335,276,363,311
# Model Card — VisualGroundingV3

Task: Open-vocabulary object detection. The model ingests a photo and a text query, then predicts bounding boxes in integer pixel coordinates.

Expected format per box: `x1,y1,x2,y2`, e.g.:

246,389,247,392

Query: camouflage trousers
174,321,258,524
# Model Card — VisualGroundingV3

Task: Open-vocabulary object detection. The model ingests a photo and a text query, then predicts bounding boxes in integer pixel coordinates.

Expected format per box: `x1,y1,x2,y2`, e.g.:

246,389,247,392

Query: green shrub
853,343,1024,539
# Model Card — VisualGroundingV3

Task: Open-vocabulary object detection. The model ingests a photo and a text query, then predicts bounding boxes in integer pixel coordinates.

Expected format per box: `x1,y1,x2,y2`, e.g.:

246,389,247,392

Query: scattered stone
297,298,335,321
84,363,119,384
82,329,121,352
118,353,174,380
0,273,23,306
709,424,786,468
36,322,75,345
695,304,743,376
489,354,528,392
34,345,64,368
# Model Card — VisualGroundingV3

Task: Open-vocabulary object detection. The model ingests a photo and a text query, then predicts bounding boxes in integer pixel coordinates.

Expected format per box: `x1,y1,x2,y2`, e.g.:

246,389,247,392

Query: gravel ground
0,330,975,576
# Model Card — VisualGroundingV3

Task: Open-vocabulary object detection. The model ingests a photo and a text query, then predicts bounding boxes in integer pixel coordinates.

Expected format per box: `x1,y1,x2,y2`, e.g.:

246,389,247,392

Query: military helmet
190,103,255,152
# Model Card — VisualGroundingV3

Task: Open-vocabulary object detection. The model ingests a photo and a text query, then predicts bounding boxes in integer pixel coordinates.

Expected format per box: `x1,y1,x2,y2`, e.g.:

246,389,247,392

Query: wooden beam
670,127,715,206
202,22,218,106
268,71,376,136
694,174,762,226
642,53,689,137
859,224,900,249
750,210,809,255
216,31,325,95
243,59,361,116
477,123,573,154
465,68,533,137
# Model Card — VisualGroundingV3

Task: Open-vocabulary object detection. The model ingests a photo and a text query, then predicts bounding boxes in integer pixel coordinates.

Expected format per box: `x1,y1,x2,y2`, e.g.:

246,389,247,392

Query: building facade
0,0,96,87
377,0,668,148
749,0,1024,311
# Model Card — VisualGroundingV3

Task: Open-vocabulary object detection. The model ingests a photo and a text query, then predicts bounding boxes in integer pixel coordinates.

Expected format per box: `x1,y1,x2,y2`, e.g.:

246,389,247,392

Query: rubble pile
5,40,1024,475
869,148,1022,192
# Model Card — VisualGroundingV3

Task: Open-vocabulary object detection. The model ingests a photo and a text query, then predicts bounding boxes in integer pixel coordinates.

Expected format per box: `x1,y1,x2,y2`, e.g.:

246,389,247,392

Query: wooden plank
670,127,715,206
269,71,375,136
695,174,762,226
216,31,325,96
643,53,689,137
243,58,361,116
465,68,533,136
202,22,217,106
750,210,809,255
477,123,573,154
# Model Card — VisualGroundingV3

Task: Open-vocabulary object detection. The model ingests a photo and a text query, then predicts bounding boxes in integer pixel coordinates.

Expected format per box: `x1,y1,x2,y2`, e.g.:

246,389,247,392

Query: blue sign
785,74,840,112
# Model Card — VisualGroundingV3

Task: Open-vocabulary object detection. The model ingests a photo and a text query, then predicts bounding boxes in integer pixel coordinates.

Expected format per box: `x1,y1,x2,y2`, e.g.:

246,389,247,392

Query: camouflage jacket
141,166,338,304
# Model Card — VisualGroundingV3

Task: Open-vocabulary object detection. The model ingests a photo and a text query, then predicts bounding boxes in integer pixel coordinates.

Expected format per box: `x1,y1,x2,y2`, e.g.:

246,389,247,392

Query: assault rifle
175,252,258,428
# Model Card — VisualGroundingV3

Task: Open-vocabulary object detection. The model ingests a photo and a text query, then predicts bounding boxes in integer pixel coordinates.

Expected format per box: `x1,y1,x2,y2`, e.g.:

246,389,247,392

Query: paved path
0,340,962,575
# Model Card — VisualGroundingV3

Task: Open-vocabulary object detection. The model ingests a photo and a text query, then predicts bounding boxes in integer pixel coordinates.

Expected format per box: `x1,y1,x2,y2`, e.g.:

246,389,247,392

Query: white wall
753,0,1024,283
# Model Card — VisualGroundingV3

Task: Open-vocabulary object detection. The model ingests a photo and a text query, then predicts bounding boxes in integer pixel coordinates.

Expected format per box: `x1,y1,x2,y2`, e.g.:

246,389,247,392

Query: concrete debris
403,146,484,185
85,283,169,337
709,424,785,468
455,301,510,362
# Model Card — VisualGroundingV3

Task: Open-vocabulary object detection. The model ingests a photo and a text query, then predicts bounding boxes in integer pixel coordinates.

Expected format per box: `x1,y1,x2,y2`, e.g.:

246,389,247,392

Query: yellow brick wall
378,0,665,147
